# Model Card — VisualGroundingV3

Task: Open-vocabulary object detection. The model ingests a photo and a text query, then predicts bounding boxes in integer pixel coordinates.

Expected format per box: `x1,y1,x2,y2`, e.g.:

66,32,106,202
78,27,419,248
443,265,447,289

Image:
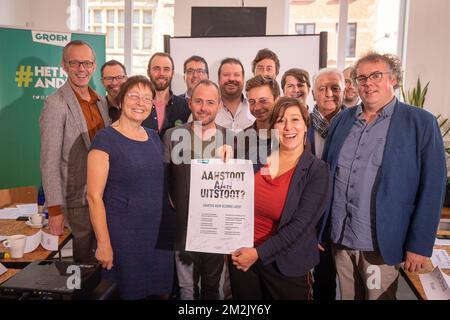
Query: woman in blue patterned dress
87,75,174,299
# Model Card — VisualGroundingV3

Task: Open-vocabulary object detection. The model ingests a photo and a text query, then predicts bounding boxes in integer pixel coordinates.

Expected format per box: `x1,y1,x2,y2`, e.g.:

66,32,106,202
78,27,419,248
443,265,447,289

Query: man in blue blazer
320,51,447,300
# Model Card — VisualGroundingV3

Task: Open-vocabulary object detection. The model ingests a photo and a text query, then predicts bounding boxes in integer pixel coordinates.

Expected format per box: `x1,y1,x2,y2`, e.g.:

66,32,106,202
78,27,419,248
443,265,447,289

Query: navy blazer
255,149,331,277
320,100,447,265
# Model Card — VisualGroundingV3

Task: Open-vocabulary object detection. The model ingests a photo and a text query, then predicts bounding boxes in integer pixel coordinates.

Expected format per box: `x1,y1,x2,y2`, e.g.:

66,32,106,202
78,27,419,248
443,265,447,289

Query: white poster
186,159,254,254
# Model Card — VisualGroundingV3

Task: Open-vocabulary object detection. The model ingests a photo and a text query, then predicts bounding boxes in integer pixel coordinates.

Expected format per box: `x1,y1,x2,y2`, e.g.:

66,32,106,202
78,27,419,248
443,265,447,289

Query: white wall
0,0,31,28
404,0,450,118
174,0,288,36
0,0,70,32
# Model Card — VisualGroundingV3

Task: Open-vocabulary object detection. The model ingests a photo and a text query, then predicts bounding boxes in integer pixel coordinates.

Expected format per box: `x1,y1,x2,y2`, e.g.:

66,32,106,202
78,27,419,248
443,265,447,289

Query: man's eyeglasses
65,60,95,69
103,75,127,82
186,68,206,76
126,92,153,105
354,71,390,86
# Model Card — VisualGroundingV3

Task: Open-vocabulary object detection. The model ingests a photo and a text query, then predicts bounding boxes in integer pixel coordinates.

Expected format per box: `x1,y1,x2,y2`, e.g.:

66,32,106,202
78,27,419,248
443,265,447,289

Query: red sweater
254,165,296,246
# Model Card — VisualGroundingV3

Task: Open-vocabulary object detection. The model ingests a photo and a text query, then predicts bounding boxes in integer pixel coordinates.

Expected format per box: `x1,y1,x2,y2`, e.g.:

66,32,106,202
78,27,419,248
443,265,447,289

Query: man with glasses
180,55,209,99
101,60,127,122
320,51,446,300
39,40,110,263
342,66,360,108
143,52,190,138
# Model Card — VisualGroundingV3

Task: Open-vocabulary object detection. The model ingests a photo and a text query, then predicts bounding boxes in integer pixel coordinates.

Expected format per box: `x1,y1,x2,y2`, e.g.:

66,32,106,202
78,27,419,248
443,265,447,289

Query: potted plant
401,78,450,206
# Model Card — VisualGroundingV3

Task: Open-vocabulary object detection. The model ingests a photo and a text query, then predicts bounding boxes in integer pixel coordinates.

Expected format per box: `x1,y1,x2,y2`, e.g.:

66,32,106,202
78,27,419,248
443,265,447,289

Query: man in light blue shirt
320,51,446,300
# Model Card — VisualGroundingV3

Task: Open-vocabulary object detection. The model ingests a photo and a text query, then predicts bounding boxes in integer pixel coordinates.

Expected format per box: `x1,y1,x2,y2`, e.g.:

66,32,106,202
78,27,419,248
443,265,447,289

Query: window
107,10,115,23
336,23,357,58
133,10,140,24
85,0,174,75
118,10,124,23
132,27,139,49
143,27,152,49
106,27,115,48
143,10,152,24
346,23,357,58
93,10,102,23
290,0,401,67
118,27,124,49
295,23,315,35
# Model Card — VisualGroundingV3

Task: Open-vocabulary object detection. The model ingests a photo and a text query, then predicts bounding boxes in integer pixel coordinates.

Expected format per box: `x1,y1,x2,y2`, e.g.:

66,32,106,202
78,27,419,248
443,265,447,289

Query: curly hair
351,51,403,89
251,48,280,75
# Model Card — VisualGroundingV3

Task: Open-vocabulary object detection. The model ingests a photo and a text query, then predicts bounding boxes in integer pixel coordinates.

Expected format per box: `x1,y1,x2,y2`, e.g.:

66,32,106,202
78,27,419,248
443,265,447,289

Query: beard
151,75,171,91
220,80,243,99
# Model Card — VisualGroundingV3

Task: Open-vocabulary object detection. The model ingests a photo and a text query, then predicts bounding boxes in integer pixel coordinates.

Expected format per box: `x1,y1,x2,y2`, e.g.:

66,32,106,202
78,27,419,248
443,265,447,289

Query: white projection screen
166,33,327,107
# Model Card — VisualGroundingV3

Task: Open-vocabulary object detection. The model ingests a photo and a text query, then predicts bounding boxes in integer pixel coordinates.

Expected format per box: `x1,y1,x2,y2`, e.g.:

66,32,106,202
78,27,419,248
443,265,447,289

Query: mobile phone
16,216,29,221
436,234,450,240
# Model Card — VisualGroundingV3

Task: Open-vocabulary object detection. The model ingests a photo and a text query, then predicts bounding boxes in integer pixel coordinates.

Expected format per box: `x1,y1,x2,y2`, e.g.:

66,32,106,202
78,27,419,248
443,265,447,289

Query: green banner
0,27,105,189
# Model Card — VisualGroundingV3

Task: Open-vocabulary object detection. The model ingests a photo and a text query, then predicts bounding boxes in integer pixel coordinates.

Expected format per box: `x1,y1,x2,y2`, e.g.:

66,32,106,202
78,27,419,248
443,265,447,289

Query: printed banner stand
0,26,105,189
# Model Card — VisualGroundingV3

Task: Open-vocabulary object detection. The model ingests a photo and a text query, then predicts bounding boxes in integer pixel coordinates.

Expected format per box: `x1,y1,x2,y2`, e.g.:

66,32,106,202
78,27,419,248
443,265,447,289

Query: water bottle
37,185,48,219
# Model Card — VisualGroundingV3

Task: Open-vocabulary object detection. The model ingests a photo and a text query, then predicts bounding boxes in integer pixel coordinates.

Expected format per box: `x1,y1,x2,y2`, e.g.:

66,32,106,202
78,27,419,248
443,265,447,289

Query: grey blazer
39,82,110,208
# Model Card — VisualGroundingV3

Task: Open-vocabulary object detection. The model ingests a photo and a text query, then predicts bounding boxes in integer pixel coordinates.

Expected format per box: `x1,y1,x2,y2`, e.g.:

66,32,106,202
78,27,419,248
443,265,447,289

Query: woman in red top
229,97,331,299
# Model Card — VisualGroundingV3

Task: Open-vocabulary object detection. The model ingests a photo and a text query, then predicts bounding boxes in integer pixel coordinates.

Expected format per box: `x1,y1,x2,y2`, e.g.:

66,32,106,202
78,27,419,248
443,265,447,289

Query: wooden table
0,269,20,284
400,230,450,300
442,206,450,219
0,219,72,267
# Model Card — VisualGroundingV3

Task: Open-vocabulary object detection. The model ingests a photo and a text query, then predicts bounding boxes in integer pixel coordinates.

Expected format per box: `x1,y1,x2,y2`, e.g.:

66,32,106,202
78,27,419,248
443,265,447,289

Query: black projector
0,260,101,300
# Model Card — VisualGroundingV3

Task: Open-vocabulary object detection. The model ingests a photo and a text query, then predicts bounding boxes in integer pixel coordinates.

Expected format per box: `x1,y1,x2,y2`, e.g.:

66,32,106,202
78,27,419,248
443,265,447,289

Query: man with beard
215,58,255,132
100,60,127,122
180,55,209,99
342,66,360,108
143,52,191,138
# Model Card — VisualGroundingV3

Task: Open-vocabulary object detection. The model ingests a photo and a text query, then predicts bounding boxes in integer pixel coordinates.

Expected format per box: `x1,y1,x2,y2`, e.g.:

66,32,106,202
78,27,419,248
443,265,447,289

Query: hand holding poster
185,159,254,254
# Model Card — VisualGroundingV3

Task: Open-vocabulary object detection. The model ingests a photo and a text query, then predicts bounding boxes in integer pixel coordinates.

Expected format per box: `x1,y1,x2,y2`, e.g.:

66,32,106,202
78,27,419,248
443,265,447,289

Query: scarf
311,105,331,139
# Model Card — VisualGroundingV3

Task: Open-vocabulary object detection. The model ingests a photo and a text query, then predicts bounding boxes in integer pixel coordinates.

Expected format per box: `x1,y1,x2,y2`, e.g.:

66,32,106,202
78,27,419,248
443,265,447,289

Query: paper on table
435,238,450,246
41,230,58,251
23,230,58,253
419,267,450,300
0,208,21,219
431,249,450,269
16,204,38,216
0,262,7,276
24,231,41,253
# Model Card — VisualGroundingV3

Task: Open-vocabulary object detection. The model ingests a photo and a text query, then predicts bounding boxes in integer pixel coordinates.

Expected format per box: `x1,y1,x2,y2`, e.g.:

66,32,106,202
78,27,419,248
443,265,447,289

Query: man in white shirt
215,58,255,132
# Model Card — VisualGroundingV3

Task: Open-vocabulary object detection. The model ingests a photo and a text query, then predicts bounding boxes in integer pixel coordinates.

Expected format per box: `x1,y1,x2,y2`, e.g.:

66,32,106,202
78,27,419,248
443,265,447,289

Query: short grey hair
312,68,345,90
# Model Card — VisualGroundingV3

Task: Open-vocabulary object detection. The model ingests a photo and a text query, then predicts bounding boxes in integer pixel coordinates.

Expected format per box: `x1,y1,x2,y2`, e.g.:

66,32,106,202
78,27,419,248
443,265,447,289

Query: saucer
25,219,48,229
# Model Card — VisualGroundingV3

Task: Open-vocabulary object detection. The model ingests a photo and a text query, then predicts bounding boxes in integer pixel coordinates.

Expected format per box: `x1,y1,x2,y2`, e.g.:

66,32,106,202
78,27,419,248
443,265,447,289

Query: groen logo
174,119,183,126
15,65,67,89
31,30,71,47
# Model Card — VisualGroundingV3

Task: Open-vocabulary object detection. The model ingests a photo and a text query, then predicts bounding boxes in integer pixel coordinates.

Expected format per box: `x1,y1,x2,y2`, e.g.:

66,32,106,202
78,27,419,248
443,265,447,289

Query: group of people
39,40,447,300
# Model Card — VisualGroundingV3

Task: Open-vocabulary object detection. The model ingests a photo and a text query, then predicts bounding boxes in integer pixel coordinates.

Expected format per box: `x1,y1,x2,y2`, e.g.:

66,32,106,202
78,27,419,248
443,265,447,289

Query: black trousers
179,251,224,300
313,242,337,300
228,259,312,300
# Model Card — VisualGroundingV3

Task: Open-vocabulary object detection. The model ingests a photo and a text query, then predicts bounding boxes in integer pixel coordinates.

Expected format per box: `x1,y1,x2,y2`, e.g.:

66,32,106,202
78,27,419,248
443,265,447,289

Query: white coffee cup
28,213,45,225
2,234,27,259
